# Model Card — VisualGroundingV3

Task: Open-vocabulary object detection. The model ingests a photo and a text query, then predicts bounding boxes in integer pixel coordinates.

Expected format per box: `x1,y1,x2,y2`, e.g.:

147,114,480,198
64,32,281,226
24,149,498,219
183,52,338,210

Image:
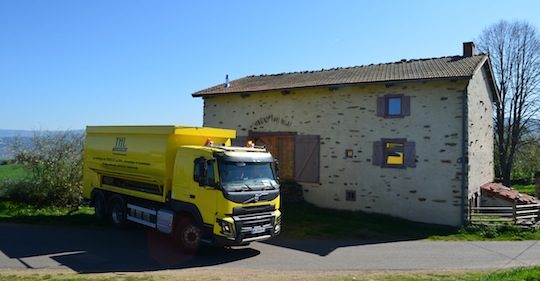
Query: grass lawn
512,183,536,196
281,201,456,240
339,266,540,281
0,200,95,226
281,201,540,241
0,266,539,281
430,224,540,241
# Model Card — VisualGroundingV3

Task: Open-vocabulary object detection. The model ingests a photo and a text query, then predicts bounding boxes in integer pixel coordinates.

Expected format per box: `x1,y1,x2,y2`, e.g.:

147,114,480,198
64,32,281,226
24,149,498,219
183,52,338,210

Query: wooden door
254,134,295,180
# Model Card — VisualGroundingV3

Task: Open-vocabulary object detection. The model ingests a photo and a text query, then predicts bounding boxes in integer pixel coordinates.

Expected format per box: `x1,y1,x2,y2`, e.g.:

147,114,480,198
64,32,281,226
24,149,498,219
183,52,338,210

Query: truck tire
175,217,201,254
93,190,108,223
109,195,127,228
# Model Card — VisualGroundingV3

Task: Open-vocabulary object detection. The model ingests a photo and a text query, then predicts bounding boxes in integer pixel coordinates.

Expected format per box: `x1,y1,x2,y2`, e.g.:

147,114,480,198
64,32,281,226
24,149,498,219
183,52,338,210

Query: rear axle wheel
93,191,108,223
109,195,127,228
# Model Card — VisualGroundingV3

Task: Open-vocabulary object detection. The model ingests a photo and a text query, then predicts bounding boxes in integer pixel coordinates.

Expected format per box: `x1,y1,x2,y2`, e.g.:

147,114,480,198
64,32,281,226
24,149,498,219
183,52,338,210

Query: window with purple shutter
372,141,382,166
404,141,416,167
373,138,416,168
376,94,411,118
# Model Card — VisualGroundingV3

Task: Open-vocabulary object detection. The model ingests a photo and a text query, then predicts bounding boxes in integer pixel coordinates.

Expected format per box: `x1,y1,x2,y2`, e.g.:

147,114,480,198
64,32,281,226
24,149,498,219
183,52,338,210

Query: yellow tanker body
83,126,281,253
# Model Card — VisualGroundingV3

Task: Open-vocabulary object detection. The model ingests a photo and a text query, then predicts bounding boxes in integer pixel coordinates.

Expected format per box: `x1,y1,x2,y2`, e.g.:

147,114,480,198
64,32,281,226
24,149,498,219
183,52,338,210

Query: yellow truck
82,126,281,252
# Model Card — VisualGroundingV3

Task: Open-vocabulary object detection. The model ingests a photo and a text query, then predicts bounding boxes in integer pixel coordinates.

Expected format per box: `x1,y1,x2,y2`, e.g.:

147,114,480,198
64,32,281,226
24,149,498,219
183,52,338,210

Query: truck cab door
172,150,219,227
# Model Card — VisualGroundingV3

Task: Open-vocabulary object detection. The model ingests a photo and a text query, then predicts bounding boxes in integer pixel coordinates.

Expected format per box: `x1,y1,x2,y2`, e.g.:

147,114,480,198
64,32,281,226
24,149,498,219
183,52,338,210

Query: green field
0,164,31,198
0,164,29,183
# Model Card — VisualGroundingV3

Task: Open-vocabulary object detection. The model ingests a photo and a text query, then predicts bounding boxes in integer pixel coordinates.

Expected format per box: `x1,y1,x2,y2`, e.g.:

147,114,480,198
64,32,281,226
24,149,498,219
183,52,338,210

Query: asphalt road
0,222,539,273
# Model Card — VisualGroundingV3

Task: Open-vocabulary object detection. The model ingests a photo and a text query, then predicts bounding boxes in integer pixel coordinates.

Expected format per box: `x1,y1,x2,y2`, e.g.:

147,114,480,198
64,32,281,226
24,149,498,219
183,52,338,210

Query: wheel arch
170,200,204,226
90,188,108,206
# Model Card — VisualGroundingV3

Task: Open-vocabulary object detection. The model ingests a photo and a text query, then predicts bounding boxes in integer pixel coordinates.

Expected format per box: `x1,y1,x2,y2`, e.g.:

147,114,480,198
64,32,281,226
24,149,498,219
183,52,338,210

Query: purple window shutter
372,141,382,166
232,136,249,147
404,141,416,168
376,97,385,117
402,96,411,116
294,135,320,183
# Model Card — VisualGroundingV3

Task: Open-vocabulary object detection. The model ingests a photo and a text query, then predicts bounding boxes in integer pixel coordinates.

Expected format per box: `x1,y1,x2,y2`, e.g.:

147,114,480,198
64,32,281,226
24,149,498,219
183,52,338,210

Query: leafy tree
477,20,540,186
511,136,540,181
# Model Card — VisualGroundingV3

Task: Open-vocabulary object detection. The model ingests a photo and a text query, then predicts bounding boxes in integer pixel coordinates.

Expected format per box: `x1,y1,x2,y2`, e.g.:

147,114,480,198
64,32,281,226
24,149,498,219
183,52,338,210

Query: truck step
127,215,157,228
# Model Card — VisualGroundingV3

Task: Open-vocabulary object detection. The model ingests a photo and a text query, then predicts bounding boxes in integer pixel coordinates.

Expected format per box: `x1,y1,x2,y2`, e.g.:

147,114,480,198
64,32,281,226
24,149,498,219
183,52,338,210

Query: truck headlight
217,219,235,237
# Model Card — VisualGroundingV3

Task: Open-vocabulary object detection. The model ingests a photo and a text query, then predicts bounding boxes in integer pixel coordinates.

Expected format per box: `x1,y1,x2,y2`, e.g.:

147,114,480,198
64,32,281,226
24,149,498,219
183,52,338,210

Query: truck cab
172,145,281,248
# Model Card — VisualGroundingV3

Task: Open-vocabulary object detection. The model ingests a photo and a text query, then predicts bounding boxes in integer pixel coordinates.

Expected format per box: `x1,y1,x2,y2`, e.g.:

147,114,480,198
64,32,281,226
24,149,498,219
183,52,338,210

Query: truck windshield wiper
224,183,252,192
241,183,253,191
252,179,277,190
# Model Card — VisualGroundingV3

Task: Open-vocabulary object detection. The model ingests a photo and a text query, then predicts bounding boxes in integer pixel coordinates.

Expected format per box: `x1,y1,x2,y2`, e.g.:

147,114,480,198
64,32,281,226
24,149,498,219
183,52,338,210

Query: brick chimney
463,42,475,57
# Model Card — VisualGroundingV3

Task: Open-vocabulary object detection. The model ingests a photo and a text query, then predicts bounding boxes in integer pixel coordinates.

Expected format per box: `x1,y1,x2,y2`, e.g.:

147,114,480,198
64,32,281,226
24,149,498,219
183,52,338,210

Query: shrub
3,131,83,207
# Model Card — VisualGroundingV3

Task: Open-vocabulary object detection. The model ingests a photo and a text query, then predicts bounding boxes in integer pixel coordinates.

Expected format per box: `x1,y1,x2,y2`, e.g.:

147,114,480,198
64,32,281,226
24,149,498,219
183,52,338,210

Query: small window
372,139,416,168
345,190,356,201
387,97,402,116
384,142,404,166
376,94,411,118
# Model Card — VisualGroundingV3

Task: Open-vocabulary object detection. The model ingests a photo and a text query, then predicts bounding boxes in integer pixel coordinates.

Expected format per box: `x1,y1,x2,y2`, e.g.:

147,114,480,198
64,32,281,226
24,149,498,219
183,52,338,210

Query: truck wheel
93,191,108,223
175,217,201,254
109,195,127,228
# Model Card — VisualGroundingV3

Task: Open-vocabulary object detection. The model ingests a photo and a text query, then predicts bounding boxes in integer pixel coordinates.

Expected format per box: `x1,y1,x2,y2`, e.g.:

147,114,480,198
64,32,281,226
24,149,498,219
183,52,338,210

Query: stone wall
203,79,471,226
466,65,495,198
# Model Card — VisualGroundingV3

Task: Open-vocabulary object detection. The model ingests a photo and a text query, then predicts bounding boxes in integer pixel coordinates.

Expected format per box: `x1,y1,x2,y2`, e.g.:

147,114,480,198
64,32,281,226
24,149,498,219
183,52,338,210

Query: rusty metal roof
192,55,488,97
481,182,539,205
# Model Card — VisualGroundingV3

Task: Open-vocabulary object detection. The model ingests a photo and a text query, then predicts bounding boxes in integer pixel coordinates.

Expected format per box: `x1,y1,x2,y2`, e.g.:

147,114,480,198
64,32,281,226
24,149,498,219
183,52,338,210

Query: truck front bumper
214,210,281,246
213,233,273,247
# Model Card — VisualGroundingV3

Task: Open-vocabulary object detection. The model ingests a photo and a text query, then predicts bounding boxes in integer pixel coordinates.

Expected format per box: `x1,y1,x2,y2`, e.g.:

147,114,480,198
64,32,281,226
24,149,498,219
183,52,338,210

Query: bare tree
477,20,540,186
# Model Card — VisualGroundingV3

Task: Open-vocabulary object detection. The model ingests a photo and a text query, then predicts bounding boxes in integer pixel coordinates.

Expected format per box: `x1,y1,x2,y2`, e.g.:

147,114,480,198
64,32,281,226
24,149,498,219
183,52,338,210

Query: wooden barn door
253,133,295,180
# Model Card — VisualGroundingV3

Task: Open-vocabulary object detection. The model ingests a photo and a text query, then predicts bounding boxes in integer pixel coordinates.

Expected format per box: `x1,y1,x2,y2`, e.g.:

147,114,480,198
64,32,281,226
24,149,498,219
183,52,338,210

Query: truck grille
233,212,275,240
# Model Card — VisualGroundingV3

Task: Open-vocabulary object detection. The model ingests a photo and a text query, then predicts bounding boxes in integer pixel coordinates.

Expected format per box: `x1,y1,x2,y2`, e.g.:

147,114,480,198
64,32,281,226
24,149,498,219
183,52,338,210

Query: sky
1,0,540,130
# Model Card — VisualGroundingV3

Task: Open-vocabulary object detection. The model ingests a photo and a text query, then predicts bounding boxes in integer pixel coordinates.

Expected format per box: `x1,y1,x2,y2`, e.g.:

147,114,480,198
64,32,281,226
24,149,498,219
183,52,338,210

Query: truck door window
207,159,216,187
193,157,205,182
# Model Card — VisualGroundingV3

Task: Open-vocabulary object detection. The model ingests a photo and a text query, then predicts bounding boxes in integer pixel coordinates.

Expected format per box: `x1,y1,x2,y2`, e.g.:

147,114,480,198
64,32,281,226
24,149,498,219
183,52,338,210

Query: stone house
192,42,498,226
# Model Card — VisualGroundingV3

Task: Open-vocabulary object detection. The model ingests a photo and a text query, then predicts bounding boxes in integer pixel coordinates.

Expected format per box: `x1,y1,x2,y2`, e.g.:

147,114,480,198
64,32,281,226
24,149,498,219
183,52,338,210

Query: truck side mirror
274,158,280,182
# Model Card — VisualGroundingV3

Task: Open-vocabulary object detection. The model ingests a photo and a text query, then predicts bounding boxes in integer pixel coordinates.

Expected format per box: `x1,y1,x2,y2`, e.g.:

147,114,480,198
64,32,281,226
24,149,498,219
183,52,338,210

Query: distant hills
0,130,37,138
0,129,83,160
0,130,35,160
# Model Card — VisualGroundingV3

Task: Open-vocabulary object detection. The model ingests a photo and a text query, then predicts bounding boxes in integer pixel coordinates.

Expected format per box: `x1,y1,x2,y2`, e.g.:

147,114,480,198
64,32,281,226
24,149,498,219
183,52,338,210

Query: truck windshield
218,161,278,192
